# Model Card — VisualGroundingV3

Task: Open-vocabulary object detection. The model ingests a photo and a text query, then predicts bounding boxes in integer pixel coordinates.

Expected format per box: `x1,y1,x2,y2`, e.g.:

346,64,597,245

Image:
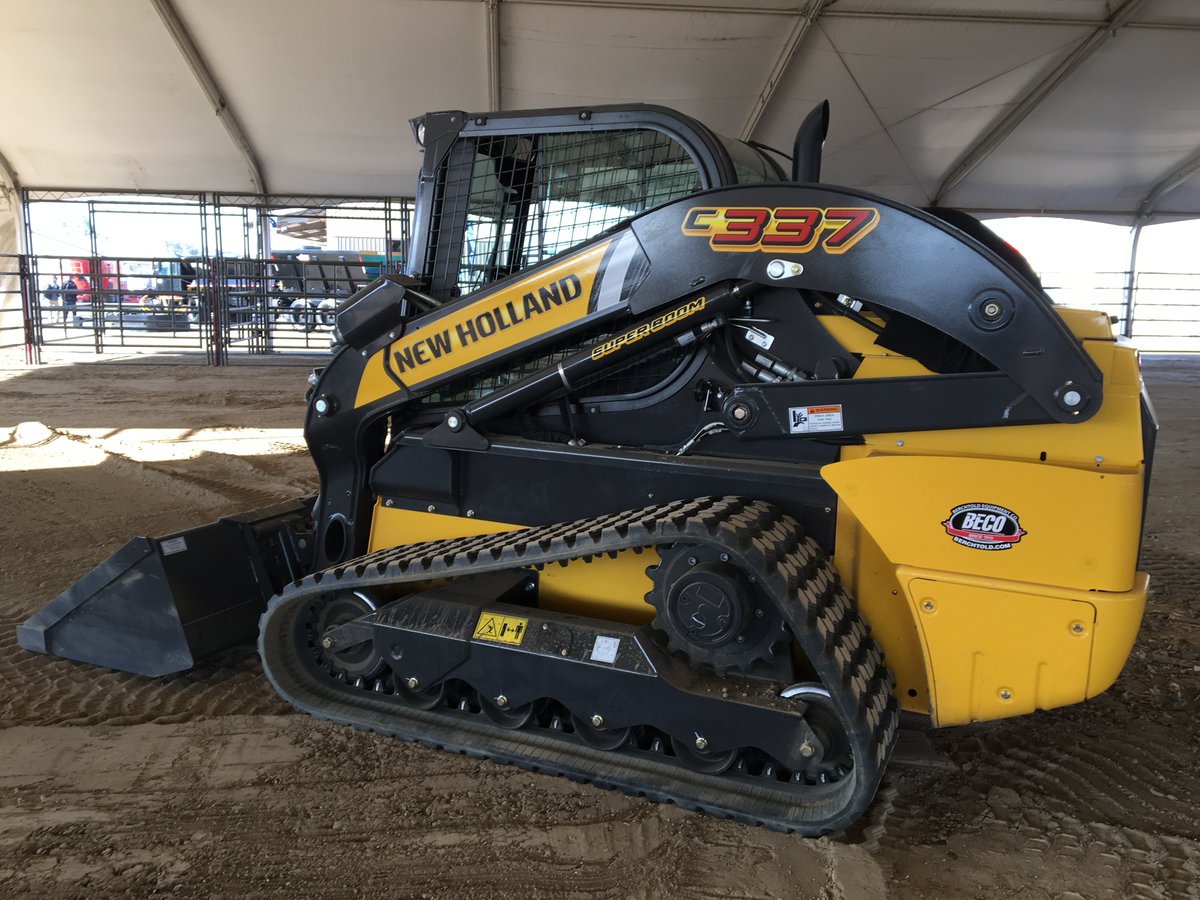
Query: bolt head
406,677,420,689
1071,622,1085,635
999,688,1012,701
321,636,333,649
591,714,604,728
799,741,815,758
427,504,436,513
495,695,508,708
687,556,698,566
695,736,708,751
446,414,461,430
730,403,750,423
560,648,568,656
982,301,1002,319
1062,389,1082,408
314,398,328,414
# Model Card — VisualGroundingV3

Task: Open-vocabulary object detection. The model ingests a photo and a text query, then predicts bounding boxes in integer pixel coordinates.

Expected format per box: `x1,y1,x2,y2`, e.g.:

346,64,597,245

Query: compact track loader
19,103,1156,834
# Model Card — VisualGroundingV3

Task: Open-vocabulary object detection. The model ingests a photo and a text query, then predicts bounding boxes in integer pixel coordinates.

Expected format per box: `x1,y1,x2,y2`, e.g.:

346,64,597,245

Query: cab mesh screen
427,129,702,300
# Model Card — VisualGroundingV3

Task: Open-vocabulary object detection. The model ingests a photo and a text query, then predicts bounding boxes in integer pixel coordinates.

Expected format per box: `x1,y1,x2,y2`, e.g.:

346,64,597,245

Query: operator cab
407,105,785,302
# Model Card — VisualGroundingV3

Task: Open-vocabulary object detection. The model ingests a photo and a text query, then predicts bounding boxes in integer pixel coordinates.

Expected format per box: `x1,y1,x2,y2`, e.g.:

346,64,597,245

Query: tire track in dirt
55,424,314,510
0,717,883,899
0,628,288,727
1,423,301,729
875,540,1200,898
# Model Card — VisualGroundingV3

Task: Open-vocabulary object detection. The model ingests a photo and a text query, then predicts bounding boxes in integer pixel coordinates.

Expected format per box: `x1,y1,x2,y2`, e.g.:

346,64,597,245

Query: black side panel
373,436,838,551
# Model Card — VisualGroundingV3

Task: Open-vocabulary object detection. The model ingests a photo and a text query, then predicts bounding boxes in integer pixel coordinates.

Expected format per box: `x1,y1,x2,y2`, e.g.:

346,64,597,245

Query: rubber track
259,496,899,835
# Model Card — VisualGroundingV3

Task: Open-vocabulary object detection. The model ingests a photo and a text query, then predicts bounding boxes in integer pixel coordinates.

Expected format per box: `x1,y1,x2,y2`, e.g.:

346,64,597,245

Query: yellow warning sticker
472,611,529,646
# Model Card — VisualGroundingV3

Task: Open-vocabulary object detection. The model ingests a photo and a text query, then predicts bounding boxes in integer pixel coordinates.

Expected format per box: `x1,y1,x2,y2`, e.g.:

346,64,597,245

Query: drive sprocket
647,542,789,674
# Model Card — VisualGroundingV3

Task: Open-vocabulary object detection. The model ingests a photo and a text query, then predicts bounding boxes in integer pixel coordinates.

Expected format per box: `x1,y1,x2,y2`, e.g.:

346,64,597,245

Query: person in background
43,279,62,320
61,274,89,327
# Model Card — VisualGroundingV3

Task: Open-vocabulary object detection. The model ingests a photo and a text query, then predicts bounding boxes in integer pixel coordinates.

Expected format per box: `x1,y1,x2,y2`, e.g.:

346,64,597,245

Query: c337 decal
681,206,879,254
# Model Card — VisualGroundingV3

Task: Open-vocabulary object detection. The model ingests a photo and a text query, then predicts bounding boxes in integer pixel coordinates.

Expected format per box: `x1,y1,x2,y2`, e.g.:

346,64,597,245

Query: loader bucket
17,497,314,677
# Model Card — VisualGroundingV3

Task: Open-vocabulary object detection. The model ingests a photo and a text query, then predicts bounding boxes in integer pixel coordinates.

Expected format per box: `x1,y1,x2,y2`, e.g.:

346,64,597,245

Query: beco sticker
942,503,1026,551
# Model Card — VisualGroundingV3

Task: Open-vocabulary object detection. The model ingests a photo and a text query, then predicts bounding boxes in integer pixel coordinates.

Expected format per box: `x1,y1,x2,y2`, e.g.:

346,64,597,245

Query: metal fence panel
9,250,405,364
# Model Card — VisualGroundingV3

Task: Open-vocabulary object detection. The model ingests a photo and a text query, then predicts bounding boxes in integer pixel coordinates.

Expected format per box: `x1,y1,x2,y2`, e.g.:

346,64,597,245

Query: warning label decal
472,611,529,646
788,404,844,434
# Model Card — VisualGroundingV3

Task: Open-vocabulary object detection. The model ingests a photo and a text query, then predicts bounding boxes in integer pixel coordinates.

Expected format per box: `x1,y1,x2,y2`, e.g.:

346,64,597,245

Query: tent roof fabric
2,0,1198,220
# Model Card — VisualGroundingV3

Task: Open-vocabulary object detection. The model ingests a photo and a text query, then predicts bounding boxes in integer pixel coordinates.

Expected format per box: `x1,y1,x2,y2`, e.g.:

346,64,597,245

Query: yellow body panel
819,316,1146,472
1086,571,1150,698
833,508,932,715
368,504,523,546
820,314,1148,724
894,566,1147,726
1056,306,1118,339
822,454,1143,593
367,503,656,624
851,341,1145,472
538,551,658,624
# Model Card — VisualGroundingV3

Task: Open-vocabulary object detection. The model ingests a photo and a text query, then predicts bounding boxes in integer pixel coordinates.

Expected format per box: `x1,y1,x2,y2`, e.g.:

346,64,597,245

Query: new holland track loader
18,102,1156,834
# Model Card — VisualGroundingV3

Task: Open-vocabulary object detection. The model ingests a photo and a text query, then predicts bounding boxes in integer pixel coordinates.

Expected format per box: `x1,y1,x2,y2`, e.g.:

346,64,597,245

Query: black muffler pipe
792,100,830,183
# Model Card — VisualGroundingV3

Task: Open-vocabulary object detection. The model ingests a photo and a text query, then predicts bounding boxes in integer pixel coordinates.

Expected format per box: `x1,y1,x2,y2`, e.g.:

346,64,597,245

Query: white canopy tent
2,0,1199,249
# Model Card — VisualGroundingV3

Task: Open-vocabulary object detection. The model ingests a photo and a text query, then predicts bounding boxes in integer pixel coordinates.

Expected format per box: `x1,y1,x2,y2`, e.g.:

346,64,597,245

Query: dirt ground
0,356,1195,899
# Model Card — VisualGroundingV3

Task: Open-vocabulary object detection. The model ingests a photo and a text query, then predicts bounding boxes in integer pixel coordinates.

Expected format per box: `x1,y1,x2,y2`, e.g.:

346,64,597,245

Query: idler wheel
312,591,386,681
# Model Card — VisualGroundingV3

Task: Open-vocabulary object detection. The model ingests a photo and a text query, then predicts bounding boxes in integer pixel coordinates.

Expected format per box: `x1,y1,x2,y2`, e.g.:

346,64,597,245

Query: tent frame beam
1136,148,1200,220
486,0,501,111
149,0,267,195
934,0,1148,205
491,0,1197,30
0,149,25,254
0,149,19,195
739,0,829,141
